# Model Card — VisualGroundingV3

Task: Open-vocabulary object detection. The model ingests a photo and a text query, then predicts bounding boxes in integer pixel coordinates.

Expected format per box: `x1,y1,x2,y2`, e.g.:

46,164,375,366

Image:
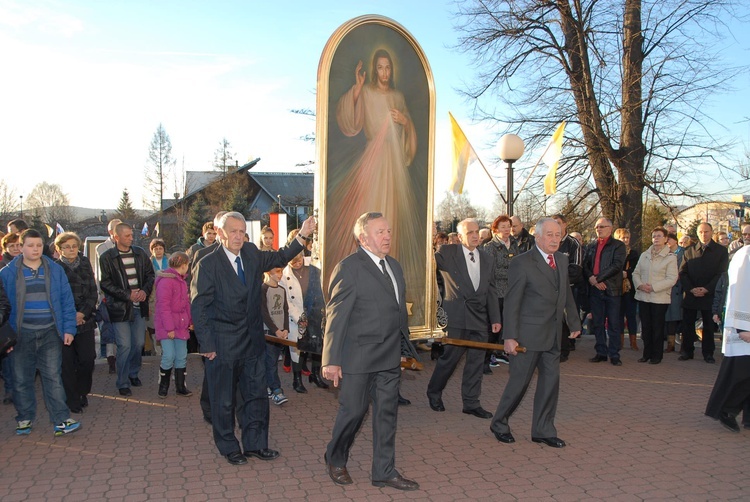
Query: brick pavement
1,336,749,501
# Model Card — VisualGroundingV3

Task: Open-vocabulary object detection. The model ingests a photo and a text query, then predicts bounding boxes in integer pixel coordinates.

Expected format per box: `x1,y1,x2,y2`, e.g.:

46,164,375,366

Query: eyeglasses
60,245,79,251
595,225,611,229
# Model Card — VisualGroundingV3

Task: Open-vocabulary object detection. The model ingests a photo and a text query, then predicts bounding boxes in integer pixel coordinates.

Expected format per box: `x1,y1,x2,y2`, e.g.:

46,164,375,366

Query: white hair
457,218,479,235
352,212,384,241
219,211,246,229
535,217,560,235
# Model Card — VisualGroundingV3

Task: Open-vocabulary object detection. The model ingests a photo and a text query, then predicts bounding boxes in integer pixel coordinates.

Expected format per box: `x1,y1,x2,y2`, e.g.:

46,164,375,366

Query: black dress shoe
327,464,353,485
678,352,694,361
129,377,143,387
427,395,445,412
532,436,566,448
589,355,607,362
560,354,569,362
80,395,88,407
118,387,132,396
719,412,740,433
462,407,493,419
493,431,515,443
648,359,662,365
705,355,716,364
372,473,419,491
398,394,411,406
610,358,622,366
203,415,212,425
637,357,649,363
69,406,83,414
225,451,247,465
243,448,280,461
483,366,493,375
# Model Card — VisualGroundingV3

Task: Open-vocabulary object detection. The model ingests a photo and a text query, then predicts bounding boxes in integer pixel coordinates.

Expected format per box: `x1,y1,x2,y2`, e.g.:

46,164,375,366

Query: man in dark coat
322,212,418,491
191,212,313,465
679,222,728,363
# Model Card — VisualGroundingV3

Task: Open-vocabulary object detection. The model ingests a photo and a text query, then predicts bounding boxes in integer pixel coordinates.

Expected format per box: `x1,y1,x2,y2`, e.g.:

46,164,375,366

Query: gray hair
596,217,613,226
535,217,560,235
457,218,479,235
213,211,228,227
107,218,122,234
219,211,246,229
353,212,384,241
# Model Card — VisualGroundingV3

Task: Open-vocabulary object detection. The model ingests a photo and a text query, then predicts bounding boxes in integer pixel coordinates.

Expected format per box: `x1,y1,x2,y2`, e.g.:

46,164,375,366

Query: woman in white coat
632,227,678,364
280,251,329,393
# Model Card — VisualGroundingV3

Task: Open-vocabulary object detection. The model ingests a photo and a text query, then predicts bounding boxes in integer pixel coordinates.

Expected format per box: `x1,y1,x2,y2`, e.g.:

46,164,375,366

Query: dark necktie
235,256,246,285
469,251,475,262
379,259,395,297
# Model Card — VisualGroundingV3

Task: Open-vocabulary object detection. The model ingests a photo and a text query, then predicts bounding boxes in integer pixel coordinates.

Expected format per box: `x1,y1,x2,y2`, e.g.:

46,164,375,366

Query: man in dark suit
191,212,314,466
490,218,582,448
322,212,418,491
426,218,501,418
679,222,728,363
582,217,626,366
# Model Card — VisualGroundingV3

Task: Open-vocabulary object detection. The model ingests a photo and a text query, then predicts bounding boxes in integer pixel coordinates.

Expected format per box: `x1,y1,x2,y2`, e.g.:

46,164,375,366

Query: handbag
296,310,324,355
0,322,18,357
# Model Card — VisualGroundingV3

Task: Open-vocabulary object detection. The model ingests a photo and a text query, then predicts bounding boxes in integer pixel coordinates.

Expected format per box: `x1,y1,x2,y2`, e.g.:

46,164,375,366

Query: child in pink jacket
154,252,192,398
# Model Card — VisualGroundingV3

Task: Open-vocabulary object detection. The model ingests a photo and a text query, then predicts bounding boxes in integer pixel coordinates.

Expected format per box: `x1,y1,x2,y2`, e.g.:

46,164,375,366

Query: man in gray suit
490,218,581,448
322,212,418,491
427,218,502,418
191,212,314,465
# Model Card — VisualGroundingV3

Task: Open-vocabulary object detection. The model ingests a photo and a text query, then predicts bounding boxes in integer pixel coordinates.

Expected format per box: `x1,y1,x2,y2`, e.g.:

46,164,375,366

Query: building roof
251,172,314,206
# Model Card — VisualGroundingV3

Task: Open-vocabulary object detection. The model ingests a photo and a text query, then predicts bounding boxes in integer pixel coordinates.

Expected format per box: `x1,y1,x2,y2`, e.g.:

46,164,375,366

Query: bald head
510,216,524,237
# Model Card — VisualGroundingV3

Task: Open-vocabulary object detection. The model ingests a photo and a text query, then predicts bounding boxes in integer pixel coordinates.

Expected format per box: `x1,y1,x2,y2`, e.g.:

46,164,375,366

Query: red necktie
547,254,556,270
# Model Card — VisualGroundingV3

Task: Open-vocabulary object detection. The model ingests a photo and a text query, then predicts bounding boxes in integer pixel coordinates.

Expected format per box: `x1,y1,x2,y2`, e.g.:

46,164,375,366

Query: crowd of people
1,211,749,491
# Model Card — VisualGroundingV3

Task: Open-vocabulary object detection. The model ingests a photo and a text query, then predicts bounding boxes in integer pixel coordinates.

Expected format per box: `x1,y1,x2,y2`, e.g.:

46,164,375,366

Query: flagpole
476,156,507,204
513,140,553,203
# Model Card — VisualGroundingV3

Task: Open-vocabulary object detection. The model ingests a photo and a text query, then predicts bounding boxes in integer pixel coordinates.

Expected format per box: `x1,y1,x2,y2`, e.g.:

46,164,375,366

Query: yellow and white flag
449,112,478,194
543,121,566,195
44,224,54,238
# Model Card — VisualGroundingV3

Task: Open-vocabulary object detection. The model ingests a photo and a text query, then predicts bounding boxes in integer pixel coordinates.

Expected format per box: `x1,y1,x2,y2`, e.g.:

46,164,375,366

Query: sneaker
496,352,510,365
271,389,288,406
16,420,32,435
489,355,500,368
53,419,81,436
267,387,272,399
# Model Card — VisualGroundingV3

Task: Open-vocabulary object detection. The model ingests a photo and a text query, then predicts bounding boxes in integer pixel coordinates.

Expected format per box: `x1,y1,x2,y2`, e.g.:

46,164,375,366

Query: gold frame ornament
315,15,436,338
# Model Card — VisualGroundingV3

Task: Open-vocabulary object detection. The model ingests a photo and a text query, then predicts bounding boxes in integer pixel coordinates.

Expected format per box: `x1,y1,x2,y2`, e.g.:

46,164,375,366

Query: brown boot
630,334,639,351
666,335,676,353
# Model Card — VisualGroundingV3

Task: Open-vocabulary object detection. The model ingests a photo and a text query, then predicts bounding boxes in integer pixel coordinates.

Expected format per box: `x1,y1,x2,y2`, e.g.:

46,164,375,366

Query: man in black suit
322,212,418,491
490,218,582,448
191,212,314,465
426,218,501,418
679,222,728,363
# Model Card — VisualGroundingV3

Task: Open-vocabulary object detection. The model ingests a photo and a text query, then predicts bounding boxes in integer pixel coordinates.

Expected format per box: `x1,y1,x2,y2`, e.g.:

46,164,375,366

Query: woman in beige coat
632,227,679,364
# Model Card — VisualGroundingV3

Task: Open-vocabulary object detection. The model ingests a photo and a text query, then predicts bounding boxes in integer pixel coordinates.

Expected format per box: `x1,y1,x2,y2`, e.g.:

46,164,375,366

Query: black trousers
640,302,668,361
326,366,400,480
427,328,488,410
682,308,715,357
206,354,269,456
61,326,96,410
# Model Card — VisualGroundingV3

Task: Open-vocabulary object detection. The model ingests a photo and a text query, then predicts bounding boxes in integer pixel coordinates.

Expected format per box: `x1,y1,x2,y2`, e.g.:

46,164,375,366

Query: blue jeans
264,342,282,391
13,326,70,425
160,338,188,369
113,310,146,389
590,289,623,359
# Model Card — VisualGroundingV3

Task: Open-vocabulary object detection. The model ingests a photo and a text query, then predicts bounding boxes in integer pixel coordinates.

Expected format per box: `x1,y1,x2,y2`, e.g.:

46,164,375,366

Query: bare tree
213,138,235,176
453,0,744,246
26,182,74,225
0,180,19,220
436,190,483,231
143,124,175,213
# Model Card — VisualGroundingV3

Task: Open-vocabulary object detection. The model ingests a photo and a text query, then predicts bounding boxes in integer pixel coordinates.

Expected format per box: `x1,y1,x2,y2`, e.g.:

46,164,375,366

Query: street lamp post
498,134,525,217
19,195,23,218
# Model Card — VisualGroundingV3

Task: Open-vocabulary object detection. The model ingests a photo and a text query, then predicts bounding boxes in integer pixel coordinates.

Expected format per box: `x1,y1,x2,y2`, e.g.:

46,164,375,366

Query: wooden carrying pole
439,337,526,353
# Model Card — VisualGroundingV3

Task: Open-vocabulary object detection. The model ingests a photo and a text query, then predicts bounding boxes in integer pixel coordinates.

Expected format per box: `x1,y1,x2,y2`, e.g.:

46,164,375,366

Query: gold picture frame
315,15,436,338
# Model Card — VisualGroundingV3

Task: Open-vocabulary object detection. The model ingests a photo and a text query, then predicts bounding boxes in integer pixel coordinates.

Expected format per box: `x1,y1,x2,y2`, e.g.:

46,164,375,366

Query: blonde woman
614,228,640,351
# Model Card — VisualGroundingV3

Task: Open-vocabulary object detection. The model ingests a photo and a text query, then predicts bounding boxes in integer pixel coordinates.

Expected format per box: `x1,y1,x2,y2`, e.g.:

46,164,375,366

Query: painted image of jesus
325,48,424,324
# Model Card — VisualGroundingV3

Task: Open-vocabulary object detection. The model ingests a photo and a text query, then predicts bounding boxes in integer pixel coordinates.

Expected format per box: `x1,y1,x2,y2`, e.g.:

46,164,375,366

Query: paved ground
1,335,749,501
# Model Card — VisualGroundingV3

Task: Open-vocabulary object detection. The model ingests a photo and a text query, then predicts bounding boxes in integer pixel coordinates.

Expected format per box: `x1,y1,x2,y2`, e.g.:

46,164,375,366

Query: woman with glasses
55,232,98,413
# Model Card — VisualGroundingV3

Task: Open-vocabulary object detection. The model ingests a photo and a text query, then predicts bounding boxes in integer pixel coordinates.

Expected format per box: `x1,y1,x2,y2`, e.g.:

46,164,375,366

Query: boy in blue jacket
0,229,81,436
